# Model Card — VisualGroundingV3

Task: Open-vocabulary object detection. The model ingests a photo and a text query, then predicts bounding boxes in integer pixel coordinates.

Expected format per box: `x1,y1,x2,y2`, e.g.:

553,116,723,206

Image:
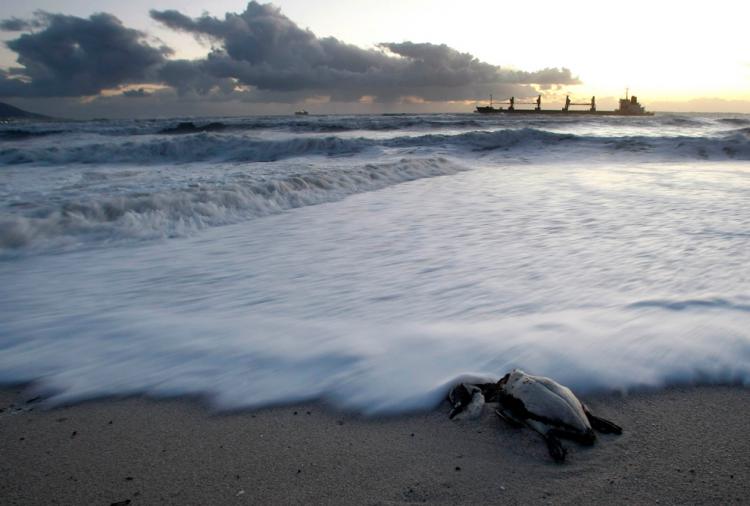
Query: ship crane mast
474,88,651,115
563,95,596,112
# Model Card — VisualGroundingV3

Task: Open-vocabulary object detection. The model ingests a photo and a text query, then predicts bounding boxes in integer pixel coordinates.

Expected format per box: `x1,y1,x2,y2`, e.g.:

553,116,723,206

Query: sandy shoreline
1,385,748,505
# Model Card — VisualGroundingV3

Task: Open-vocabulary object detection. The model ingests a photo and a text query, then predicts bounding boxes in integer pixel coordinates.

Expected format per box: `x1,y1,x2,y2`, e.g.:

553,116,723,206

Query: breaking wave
3,128,750,165
0,129,569,164
658,116,708,127
3,112,747,138
0,129,65,140
0,157,465,251
717,117,750,126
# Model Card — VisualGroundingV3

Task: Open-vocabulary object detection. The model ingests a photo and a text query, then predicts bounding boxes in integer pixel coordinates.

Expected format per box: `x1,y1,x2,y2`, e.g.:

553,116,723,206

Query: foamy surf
0,157,464,251
1,304,748,414
1,113,749,413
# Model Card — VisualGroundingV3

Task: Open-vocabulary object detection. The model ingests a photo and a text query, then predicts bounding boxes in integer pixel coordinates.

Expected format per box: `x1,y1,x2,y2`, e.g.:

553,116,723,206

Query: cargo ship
475,90,654,116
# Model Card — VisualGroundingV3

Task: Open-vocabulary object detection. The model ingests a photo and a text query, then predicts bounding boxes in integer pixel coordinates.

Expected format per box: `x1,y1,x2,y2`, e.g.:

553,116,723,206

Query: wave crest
2,128,750,165
0,157,465,251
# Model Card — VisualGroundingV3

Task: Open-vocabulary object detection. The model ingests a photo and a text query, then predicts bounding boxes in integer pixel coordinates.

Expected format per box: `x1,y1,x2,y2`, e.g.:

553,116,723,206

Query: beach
2,385,748,505
2,112,750,504
2,1,750,503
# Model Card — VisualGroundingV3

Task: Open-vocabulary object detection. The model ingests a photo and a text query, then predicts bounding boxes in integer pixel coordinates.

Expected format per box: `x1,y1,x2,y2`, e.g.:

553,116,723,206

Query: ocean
1,112,749,413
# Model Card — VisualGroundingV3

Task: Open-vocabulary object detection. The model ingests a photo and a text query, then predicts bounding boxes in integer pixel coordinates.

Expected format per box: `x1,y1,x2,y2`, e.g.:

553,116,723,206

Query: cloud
0,11,170,97
157,59,237,96
0,16,46,31
149,2,579,103
122,87,150,98
0,2,579,106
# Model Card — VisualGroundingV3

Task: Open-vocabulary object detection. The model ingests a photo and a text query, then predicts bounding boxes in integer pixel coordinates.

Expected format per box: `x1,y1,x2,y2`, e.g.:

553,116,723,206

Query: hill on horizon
0,101,51,120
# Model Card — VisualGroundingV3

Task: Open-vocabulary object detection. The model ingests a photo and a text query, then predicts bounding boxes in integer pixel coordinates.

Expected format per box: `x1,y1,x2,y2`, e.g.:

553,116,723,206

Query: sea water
1,113,749,413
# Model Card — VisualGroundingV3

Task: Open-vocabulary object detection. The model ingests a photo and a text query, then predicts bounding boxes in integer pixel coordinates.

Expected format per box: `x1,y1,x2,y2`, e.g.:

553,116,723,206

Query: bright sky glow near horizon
1,0,749,116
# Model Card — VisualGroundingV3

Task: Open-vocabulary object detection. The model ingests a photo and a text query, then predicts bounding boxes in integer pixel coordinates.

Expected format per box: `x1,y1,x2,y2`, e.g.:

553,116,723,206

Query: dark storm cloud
0,17,46,31
0,11,170,97
0,2,579,104
157,59,237,96
150,1,579,102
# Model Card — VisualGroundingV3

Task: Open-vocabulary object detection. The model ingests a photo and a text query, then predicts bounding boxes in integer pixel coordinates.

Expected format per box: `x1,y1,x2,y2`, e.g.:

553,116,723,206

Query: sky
0,0,748,118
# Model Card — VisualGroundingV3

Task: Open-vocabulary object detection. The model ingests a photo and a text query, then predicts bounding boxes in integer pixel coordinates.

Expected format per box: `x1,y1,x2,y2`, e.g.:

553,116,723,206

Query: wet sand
1,386,748,505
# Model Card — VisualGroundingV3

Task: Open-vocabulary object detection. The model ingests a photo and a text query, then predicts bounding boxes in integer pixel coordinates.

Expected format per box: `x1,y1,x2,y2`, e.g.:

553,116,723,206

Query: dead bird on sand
448,369,622,462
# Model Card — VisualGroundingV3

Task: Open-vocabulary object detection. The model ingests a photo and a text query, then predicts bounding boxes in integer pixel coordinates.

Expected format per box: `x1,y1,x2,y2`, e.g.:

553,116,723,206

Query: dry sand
1,385,748,505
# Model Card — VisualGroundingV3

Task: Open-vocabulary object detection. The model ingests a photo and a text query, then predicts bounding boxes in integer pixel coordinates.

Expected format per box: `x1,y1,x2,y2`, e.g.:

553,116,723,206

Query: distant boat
294,110,309,116
475,91,654,116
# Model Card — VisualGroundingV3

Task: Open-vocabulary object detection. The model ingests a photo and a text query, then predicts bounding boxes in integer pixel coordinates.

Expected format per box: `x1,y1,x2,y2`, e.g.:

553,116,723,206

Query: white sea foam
0,157,464,251
1,114,749,412
1,306,748,413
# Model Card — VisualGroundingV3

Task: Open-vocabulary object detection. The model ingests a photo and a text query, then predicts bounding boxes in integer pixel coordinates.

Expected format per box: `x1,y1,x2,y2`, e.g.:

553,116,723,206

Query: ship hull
475,107,654,116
